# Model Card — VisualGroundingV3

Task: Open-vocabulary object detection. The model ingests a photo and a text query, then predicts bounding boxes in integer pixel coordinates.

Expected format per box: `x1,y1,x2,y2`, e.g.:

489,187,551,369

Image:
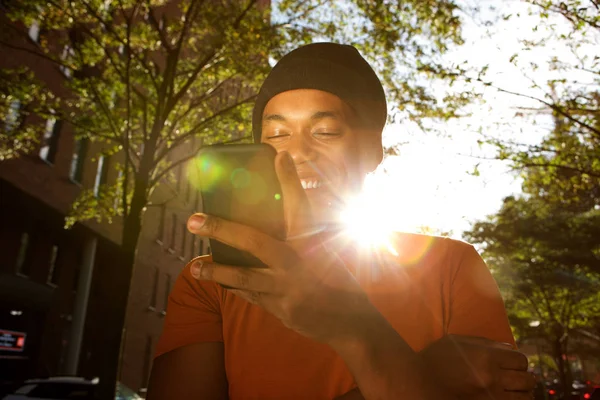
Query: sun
338,151,451,253
338,166,409,254
339,194,396,251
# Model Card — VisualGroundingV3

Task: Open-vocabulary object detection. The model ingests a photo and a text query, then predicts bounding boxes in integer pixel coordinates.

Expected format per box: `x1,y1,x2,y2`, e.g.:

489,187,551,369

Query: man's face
261,89,373,224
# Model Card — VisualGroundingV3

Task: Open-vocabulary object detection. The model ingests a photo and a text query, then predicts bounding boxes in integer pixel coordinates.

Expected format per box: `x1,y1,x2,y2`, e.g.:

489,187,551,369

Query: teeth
301,180,321,190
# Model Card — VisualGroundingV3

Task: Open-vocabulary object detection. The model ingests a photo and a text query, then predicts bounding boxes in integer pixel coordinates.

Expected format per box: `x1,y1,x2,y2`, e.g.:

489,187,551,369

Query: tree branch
480,78,600,139
153,94,256,166
145,0,171,51
160,74,238,149
514,162,600,178
0,39,72,71
79,0,159,91
166,47,222,114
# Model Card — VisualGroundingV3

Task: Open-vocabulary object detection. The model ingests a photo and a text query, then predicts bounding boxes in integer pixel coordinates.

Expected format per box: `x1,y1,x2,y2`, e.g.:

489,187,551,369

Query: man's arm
147,342,228,400
147,256,227,400
329,312,453,400
329,243,534,400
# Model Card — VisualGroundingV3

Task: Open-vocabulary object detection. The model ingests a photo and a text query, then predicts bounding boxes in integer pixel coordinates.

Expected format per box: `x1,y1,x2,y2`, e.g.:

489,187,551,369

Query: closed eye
266,133,291,141
313,132,342,138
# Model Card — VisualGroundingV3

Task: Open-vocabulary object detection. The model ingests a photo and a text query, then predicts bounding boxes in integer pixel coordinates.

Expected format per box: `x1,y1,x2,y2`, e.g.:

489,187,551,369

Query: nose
288,133,317,165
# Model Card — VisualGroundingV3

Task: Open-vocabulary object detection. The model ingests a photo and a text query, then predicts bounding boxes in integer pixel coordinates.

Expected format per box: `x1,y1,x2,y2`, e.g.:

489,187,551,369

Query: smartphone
194,143,286,267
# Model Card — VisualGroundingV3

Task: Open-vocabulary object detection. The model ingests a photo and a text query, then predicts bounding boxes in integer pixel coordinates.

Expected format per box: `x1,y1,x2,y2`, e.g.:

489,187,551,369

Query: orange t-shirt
155,233,514,400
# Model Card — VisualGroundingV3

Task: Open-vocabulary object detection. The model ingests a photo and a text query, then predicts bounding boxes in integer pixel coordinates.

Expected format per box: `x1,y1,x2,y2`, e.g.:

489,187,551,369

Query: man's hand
420,335,536,399
186,151,377,344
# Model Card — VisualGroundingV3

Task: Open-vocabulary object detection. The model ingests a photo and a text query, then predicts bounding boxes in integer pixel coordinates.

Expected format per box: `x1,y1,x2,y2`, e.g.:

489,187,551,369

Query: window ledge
39,157,54,167
68,177,83,187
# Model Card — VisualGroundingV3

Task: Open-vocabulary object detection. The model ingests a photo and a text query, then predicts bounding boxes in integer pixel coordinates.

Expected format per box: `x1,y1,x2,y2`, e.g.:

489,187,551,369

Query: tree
464,195,600,396
469,0,600,207
1,0,473,396
0,68,57,161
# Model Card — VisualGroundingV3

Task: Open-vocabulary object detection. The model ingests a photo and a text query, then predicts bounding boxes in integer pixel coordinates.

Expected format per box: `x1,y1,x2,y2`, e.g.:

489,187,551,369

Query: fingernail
188,214,206,232
190,261,202,279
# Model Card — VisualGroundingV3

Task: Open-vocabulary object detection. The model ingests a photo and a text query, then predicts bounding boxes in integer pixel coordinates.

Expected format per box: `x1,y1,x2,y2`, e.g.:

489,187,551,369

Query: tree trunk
553,334,572,400
96,175,147,400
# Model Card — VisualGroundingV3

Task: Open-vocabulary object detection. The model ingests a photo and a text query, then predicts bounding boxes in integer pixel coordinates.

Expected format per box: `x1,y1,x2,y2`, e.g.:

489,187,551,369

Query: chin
305,187,348,227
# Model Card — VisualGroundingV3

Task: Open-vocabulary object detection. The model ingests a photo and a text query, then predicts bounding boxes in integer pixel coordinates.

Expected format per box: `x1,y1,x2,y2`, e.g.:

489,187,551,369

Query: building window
72,264,80,292
196,236,204,256
28,20,40,42
155,205,165,244
180,224,187,256
169,214,177,250
114,170,122,210
185,179,191,204
59,45,75,78
69,138,88,183
15,232,30,276
108,90,117,109
101,0,111,12
149,267,158,311
39,118,61,164
46,245,60,286
141,336,153,388
93,155,110,196
5,100,21,132
194,190,201,212
163,274,171,312
188,234,195,259
176,164,183,193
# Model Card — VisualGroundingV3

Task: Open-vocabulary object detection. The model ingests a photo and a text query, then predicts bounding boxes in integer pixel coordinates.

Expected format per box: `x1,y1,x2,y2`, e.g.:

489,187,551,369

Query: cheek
329,143,363,185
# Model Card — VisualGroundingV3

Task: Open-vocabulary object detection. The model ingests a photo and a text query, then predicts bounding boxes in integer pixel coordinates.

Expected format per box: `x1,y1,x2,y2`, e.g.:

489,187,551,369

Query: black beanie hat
252,42,387,143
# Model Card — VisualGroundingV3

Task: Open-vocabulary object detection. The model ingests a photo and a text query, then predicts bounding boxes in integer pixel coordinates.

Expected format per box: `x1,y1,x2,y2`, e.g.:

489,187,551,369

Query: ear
360,132,384,173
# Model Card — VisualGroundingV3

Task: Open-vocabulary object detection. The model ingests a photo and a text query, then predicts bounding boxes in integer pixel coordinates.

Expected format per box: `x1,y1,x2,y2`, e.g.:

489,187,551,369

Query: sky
362,0,588,238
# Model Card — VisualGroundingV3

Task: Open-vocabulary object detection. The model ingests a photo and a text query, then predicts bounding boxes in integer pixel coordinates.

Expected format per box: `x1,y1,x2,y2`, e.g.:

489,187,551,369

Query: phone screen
194,144,285,267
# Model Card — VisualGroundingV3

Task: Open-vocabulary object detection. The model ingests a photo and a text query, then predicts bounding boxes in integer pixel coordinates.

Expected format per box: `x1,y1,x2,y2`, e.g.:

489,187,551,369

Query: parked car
588,386,600,400
545,379,597,400
1,377,141,400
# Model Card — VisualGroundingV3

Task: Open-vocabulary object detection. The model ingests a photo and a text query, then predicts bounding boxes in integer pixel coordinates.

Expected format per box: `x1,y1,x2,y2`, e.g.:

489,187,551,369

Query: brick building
0,2,211,395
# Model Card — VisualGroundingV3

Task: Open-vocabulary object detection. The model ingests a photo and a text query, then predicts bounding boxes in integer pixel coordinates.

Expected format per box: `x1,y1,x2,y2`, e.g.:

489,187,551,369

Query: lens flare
188,153,224,192
340,195,397,253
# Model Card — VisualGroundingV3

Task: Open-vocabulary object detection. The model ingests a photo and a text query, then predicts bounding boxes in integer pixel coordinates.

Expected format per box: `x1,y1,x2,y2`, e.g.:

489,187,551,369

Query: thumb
274,151,313,240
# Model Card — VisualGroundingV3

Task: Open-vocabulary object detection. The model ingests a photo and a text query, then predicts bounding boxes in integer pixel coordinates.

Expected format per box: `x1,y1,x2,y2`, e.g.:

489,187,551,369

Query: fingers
189,260,280,293
499,370,537,392
184,255,213,270
187,213,298,269
274,151,313,239
497,349,529,371
444,335,527,371
446,334,514,350
496,390,534,400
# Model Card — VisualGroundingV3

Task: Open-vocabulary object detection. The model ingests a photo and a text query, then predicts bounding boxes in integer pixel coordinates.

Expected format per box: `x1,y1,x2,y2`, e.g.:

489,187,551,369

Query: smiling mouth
300,179,323,190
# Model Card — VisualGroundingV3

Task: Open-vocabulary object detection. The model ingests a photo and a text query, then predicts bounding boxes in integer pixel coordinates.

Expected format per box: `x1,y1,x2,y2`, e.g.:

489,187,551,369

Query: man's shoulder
388,231,474,263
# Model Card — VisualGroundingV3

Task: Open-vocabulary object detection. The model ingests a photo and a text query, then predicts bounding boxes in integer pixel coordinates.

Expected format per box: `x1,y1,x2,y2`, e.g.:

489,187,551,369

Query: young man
148,43,535,400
